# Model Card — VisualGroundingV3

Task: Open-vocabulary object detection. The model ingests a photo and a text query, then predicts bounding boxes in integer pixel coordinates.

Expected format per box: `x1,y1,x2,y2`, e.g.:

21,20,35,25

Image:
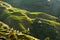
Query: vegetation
0,1,60,40
0,21,39,40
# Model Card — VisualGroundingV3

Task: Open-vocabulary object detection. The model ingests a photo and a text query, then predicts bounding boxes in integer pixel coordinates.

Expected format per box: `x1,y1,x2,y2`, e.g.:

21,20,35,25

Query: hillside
0,1,60,40
2,0,60,17
0,21,39,40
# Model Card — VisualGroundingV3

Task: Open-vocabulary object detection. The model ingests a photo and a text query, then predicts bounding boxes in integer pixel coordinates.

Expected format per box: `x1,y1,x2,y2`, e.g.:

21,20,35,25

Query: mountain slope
0,21,39,40
0,1,60,40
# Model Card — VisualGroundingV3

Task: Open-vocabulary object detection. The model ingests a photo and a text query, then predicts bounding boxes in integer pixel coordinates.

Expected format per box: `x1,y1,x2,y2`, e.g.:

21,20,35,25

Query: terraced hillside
0,1,60,40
